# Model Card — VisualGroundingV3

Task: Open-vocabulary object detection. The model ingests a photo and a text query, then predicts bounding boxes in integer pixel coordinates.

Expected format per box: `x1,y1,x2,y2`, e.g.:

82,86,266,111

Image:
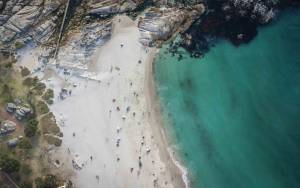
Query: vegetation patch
44,134,62,147
32,82,46,96
0,154,21,174
42,89,54,105
24,118,39,138
14,41,25,49
0,53,65,187
21,67,31,77
35,174,60,188
18,137,33,149
36,101,49,115
40,113,60,135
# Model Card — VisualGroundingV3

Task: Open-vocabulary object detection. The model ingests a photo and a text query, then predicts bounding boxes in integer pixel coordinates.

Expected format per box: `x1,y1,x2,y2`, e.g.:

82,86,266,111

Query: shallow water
155,9,300,188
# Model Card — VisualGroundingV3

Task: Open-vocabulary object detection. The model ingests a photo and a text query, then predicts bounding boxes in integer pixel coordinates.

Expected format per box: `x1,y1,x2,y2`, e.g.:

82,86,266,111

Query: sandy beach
24,15,188,188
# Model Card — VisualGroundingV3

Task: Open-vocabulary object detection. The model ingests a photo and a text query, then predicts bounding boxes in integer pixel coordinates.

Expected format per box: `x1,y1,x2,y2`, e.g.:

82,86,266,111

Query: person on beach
96,175,100,183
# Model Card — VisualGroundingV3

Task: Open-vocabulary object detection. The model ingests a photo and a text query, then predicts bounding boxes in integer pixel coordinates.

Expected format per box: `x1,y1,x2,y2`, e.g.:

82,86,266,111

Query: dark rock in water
172,0,300,58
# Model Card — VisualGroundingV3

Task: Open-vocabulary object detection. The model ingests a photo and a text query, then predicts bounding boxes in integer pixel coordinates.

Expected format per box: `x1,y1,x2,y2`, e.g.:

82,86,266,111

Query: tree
0,155,20,174
24,118,38,137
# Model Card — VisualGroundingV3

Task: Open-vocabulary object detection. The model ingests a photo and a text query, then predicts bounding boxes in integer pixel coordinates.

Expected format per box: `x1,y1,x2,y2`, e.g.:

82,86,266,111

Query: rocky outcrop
138,4,205,46
225,0,277,24
87,0,144,16
0,0,65,48
54,20,112,71
169,0,299,57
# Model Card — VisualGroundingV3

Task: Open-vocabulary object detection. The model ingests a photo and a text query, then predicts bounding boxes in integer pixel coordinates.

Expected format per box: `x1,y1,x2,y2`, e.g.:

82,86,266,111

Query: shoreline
145,49,190,188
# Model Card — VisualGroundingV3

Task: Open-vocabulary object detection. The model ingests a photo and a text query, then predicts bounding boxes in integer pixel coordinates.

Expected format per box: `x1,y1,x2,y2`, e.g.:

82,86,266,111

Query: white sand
19,15,187,188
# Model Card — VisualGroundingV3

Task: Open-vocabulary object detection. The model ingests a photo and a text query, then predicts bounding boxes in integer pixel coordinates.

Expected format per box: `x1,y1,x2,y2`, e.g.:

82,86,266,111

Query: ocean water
155,9,300,188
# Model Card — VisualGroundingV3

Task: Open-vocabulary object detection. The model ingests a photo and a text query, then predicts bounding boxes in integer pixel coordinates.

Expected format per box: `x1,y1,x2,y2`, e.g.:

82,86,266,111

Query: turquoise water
155,10,300,188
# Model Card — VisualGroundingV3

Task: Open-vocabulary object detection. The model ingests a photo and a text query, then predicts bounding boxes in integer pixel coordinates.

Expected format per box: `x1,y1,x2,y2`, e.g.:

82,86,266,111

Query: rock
54,20,112,71
229,0,277,23
0,26,17,42
0,0,65,46
138,4,205,46
6,6,42,32
28,18,57,43
87,0,144,17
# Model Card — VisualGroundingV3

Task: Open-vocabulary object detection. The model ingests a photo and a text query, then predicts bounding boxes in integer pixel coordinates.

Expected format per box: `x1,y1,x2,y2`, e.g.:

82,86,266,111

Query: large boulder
138,4,205,46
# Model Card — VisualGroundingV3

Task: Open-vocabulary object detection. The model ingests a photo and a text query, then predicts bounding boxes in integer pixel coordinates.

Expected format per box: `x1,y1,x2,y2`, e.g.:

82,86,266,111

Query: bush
21,67,30,77
40,113,60,135
44,135,62,147
18,137,32,149
1,84,13,102
23,77,38,87
42,89,54,105
24,118,38,137
15,41,24,49
32,82,46,96
35,174,59,188
36,100,49,115
4,62,13,69
21,181,33,188
0,154,20,173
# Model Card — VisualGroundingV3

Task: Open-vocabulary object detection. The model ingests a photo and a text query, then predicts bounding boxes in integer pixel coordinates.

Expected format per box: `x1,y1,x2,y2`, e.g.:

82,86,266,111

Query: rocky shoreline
176,0,300,58
0,0,206,50
1,0,299,59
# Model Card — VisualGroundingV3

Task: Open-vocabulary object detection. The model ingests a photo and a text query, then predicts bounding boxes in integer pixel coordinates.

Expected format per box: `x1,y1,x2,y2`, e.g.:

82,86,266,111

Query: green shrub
35,174,59,188
44,135,62,147
23,77,38,87
0,154,20,173
21,181,33,188
18,137,32,149
24,119,38,137
1,84,13,102
40,113,60,135
21,67,30,77
15,41,24,49
32,82,46,96
42,89,54,104
36,100,49,115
